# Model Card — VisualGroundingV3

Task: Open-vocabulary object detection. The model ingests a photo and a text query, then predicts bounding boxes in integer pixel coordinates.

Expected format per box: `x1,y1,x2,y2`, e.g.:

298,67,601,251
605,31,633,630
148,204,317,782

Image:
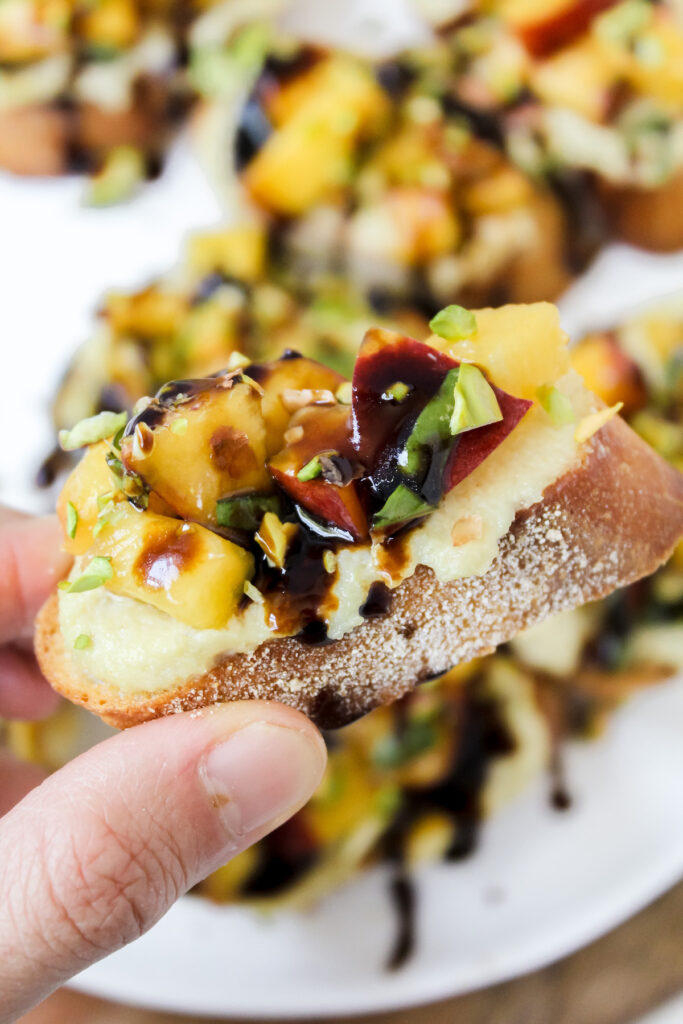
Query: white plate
2,45,683,1017
65,677,683,1018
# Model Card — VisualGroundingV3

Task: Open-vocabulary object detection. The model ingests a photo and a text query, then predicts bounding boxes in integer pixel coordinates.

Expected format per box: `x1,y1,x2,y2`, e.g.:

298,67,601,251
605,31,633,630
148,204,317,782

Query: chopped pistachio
575,403,623,443
97,491,114,510
336,381,353,405
216,493,282,531
59,411,128,451
243,580,264,604
450,364,502,435
65,502,78,540
74,634,92,651
401,368,460,479
383,381,410,402
170,417,188,435
58,556,113,594
104,450,125,490
297,455,323,482
240,373,264,396
284,425,305,445
227,350,251,370
85,145,145,207
132,422,154,460
93,505,125,537
536,385,575,427
112,424,125,451
323,550,337,574
373,484,434,531
429,304,477,342
450,514,483,547
255,512,298,569
282,388,336,412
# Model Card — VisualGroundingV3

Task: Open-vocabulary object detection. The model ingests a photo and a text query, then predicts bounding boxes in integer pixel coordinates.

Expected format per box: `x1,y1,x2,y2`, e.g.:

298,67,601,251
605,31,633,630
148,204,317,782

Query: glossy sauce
381,682,516,969
134,526,199,590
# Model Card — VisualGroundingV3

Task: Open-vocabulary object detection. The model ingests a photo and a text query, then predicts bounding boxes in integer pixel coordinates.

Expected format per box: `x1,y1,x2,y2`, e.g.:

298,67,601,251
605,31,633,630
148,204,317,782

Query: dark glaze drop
35,446,74,488
386,871,416,971
234,49,320,173
255,525,338,640
359,582,393,619
124,371,240,436
134,526,199,589
381,681,516,968
242,815,318,896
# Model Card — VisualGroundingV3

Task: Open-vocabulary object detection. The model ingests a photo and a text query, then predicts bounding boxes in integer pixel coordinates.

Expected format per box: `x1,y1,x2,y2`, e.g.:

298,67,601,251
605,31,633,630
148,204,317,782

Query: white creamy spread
59,371,596,696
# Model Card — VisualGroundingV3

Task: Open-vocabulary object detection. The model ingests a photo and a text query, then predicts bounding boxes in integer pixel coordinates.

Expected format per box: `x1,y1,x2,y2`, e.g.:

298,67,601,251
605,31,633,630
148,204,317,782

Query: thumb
0,701,326,1022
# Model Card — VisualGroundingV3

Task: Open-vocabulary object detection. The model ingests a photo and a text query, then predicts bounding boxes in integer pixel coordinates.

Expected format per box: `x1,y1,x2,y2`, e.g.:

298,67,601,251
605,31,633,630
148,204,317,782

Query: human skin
0,510,327,1023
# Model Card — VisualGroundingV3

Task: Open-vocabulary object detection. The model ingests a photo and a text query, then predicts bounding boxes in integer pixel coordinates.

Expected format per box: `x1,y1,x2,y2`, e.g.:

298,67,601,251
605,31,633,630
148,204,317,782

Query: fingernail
201,723,324,846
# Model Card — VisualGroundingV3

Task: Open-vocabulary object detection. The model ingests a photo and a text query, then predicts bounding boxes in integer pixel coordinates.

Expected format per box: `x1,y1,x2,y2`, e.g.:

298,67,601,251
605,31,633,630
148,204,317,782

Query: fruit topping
120,371,271,527
59,309,548,634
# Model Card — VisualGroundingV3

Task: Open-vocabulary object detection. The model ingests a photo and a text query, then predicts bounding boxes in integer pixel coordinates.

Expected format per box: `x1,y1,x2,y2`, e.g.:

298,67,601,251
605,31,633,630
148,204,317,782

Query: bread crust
35,417,683,729
598,172,683,253
0,91,171,177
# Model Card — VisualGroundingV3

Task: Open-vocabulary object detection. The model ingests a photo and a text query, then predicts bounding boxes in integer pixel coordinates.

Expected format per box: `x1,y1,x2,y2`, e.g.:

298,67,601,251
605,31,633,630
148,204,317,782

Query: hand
0,509,327,1023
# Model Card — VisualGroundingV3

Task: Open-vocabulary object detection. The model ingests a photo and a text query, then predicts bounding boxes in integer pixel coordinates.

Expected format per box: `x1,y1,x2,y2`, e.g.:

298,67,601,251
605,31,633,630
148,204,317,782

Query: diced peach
251,355,346,456
498,0,618,57
185,224,266,284
57,442,121,555
433,302,571,400
104,285,188,340
121,379,271,526
570,332,646,413
243,55,388,216
530,36,612,121
91,505,253,630
268,404,367,540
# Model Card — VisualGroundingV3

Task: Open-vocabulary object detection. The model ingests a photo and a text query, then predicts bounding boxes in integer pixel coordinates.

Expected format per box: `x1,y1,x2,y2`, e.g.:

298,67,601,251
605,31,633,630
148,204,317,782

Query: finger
0,514,71,644
0,646,62,720
0,700,326,1021
0,749,46,817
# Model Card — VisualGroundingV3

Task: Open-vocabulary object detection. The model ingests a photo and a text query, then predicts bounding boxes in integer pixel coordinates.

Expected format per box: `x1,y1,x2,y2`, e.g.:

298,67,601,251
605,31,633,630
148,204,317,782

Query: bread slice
35,417,683,730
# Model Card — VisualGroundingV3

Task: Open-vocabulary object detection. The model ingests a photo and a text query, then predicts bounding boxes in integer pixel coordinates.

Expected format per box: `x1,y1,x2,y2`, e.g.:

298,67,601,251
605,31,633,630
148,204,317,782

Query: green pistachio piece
429,304,477,341
86,146,145,207
58,556,113,594
93,504,126,537
450,364,502,435
536,385,575,427
401,368,460,478
383,381,410,402
66,502,78,540
216,493,282,531
297,455,323,482
373,484,434,531
74,634,92,650
59,411,128,451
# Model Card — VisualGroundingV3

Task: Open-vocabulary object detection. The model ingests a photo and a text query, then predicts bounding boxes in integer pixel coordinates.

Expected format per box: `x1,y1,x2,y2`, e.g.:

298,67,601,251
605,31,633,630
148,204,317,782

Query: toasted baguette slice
0,99,168,178
35,416,683,730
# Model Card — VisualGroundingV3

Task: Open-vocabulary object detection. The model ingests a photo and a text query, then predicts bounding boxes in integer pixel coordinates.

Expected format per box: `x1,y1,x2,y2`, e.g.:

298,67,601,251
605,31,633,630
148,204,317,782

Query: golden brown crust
599,172,683,253
35,417,683,730
0,88,171,178
0,106,69,176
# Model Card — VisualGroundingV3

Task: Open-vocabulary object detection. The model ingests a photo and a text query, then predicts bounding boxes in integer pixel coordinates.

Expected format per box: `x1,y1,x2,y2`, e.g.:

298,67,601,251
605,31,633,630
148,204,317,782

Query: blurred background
1,0,683,1021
